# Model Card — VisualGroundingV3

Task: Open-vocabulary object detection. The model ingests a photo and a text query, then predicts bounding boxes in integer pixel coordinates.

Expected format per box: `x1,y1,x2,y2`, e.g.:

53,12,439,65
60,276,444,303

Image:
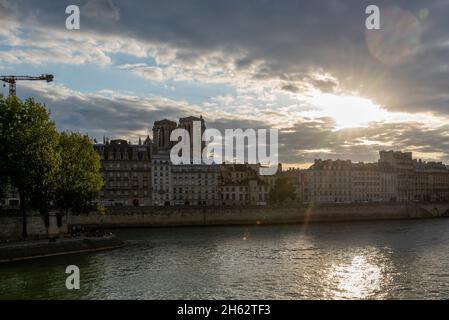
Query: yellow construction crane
1,74,54,97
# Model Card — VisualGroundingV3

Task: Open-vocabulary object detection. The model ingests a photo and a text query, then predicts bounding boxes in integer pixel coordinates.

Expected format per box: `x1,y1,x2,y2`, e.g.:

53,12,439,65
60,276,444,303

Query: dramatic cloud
1,0,449,166
279,118,449,166
17,82,449,168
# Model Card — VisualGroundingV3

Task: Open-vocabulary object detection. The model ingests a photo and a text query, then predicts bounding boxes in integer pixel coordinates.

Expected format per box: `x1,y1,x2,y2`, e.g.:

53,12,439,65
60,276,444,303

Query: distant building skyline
85,115,449,207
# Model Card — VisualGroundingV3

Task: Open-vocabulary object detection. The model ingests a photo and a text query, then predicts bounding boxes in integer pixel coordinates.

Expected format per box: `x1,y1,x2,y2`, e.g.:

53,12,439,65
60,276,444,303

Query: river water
1,219,449,299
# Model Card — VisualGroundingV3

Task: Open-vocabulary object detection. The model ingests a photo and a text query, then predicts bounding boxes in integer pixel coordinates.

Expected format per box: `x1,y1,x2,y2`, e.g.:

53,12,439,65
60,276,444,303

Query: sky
1,0,449,168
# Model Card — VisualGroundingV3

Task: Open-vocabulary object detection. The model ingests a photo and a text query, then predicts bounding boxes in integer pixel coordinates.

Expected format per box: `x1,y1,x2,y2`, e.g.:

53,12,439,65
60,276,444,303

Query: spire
143,135,151,145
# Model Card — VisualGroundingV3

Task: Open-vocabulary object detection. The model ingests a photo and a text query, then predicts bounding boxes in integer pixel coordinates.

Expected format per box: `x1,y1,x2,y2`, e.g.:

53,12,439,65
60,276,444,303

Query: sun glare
305,92,389,129
325,255,385,299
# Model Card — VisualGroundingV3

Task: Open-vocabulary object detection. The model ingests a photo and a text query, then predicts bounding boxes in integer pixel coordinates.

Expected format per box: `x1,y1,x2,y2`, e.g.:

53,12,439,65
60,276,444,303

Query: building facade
151,152,172,206
414,160,449,201
94,138,152,206
351,162,397,202
307,159,353,203
172,164,221,206
301,159,398,204
379,150,415,201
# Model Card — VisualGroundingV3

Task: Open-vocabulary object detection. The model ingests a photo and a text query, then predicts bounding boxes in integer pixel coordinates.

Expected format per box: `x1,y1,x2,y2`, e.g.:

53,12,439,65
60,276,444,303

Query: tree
269,177,296,204
0,97,61,237
0,96,7,207
0,171,6,199
55,132,104,215
0,178,6,205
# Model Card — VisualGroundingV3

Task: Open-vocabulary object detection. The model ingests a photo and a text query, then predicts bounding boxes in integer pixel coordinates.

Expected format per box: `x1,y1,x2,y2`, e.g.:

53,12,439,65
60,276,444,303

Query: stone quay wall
0,212,68,240
0,235,124,263
68,202,449,228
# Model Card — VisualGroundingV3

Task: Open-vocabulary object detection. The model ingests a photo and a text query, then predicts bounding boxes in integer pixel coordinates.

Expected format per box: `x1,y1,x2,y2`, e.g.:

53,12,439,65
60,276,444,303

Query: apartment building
351,162,397,202
303,159,398,204
219,164,272,206
94,138,152,206
307,159,353,203
172,164,221,206
379,150,415,201
151,152,172,206
414,160,449,201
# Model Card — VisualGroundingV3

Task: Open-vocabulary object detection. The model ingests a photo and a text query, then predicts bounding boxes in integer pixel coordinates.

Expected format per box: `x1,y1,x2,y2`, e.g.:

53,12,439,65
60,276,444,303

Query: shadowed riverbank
0,235,124,263
68,202,449,228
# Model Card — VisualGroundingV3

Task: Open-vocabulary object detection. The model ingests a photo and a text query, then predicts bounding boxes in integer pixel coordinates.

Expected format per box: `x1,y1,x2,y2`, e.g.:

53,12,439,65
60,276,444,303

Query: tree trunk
19,189,27,238
42,210,50,238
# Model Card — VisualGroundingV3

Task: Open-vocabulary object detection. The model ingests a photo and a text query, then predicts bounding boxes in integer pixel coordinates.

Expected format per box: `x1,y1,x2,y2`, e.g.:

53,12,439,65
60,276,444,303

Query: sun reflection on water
323,249,392,299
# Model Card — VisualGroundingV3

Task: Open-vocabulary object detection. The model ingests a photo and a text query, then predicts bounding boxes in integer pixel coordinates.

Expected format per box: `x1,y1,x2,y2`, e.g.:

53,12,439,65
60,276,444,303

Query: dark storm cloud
82,0,120,21
18,85,201,140
281,84,300,94
280,73,340,94
278,119,449,165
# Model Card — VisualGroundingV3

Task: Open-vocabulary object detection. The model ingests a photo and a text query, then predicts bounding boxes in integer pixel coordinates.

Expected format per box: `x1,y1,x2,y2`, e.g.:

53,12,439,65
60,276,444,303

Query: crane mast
1,74,54,97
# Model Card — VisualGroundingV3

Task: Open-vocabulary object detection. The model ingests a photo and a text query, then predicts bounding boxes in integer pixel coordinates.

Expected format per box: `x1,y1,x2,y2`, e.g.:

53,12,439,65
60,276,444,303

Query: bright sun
305,92,388,129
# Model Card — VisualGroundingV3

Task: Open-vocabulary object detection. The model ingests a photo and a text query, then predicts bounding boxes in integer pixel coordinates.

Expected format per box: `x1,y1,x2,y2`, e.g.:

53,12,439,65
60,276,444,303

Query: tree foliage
269,177,296,204
0,97,61,236
55,132,104,214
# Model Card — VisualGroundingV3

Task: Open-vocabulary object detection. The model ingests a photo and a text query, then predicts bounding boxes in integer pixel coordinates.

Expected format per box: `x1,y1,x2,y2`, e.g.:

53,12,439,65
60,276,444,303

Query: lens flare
365,7,421,66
